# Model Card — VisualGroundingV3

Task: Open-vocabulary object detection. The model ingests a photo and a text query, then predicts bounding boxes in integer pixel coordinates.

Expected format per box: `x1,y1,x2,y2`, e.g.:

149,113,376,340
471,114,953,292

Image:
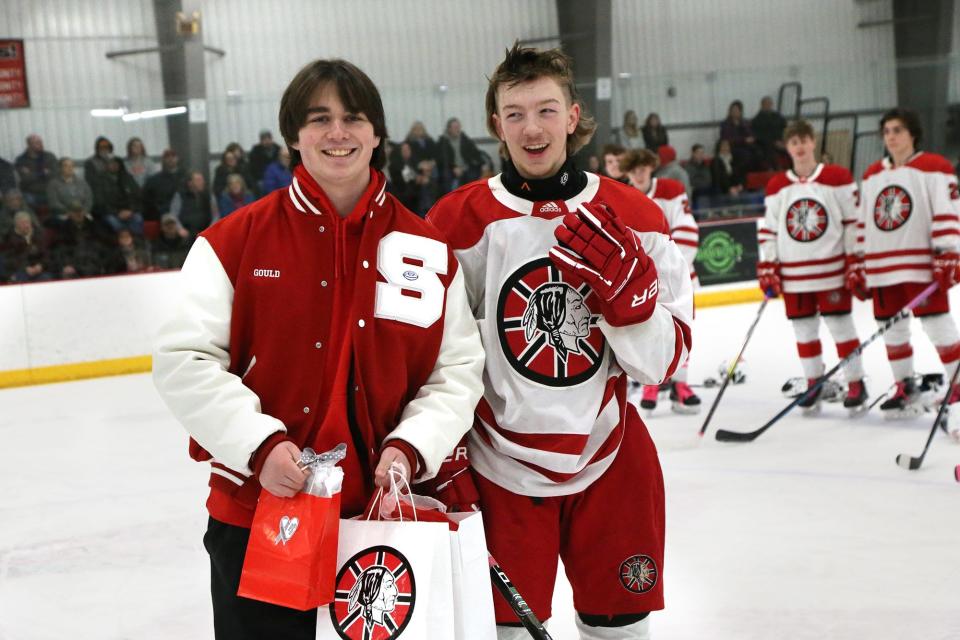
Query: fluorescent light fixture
90,108,125,117
122,106,187,122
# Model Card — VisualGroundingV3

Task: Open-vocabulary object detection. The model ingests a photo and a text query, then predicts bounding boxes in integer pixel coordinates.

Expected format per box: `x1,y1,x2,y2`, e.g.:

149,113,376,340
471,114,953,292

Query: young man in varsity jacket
152,59,485,639
428,44,694,640
756,119,868,413
854,108,960,415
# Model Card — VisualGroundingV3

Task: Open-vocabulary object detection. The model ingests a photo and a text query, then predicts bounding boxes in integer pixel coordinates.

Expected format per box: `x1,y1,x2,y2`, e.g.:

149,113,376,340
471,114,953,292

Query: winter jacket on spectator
0,158,15,194
150,229,194,270
14,148,57,207
143,168,187,220
91,161,142,218
170,186,217,235
52,212,113,277
437,132,484,193
217,190,254,218
47,174,94,218
261,160,292,194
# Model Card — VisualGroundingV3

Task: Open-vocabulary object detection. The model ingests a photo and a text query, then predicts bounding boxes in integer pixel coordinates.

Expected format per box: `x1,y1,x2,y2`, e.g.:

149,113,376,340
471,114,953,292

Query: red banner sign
0,39,29,109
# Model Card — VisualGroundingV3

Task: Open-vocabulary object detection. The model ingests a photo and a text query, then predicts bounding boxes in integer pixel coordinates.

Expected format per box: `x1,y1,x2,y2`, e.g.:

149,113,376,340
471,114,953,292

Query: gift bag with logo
237,444,346,611
317,464,457,639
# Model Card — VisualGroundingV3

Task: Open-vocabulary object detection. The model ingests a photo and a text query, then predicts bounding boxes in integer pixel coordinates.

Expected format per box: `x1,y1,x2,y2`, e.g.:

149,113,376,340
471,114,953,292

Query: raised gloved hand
844,254,870,300
933,251,960,290
756,261,782,297
413,437,479,512
549,202,659,326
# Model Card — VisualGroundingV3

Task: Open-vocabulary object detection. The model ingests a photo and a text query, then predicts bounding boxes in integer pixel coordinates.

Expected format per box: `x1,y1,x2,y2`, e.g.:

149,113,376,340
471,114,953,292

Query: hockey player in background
621,148,701,414
857,108,960,416
152,59,485,639
755,119,868,413
428,43,694,640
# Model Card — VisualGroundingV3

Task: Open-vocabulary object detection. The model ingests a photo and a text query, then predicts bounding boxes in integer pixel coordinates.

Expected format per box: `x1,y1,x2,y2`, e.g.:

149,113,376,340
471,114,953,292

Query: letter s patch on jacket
374,231,448,328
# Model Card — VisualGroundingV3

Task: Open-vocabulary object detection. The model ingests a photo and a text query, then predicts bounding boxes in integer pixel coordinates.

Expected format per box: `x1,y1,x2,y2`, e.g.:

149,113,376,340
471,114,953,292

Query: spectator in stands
711,138,745,196
437,117,484,193
261,146,292,194
601,144,628,182
685,144,713,202
4,211,53,283
124,137,157,188
586,154,601,174
84,136,115,187
150,213,193,270
0,155,15,194
213,149,245,197
752,96,788,169
720,100,759,171
92,157,142,232
387,142,419,212
225,142,255,191
15,134,57,209
170,170,216,235
218,174,254,217
642,112,669,152
613,110,644,149
405,121,438,166
248,130,281,194
413,157,439,217
107,228,151,274
0,189,40,238
821,151,833,164
53,201,112,278
47,157,94,219
654,144,692,196
143,149,186,221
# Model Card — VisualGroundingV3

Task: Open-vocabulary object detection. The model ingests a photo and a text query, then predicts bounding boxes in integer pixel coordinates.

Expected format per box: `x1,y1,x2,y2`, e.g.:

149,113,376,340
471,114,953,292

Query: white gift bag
448,512,497,640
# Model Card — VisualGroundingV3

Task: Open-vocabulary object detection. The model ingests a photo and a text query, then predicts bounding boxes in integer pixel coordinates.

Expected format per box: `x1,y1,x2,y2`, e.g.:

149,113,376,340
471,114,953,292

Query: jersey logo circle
873,185,912,231
329,546,415,639
497,257,605,387
619,554,658,594
785,198,828,242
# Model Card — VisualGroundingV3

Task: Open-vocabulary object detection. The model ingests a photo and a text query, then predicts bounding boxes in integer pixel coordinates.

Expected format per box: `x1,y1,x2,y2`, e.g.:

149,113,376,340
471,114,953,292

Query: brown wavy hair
485,42,597,160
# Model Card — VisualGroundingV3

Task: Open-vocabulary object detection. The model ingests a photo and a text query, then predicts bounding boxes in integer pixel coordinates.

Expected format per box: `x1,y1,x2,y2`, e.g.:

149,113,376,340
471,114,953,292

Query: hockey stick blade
895,453,922,470
715,426,765,442
894,358,960,472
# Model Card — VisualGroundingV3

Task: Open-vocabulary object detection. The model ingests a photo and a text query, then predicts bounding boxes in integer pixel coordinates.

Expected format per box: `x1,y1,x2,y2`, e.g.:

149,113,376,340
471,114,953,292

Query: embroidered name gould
253,269,281,278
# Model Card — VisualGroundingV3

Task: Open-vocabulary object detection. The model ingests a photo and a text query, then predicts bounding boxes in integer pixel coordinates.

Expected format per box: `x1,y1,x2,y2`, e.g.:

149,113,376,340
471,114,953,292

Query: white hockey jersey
646,177,699,279
428,172,694,497
758,163,858,293
858,152,960,288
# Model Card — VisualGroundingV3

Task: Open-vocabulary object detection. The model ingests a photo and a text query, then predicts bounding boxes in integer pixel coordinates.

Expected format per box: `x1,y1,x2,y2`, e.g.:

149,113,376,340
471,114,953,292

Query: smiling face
292,85,380,192
492,76,580,180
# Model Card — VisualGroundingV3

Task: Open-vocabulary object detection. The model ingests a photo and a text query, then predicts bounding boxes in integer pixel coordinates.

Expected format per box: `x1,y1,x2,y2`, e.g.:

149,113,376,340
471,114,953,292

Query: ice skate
881,378,924,419
798,378,823,415
843,380,868,416
640,384,659,412
670,381,701,414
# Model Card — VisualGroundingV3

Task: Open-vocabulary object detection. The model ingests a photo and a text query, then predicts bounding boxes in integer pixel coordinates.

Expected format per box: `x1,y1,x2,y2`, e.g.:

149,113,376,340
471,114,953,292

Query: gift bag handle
364,461,417,522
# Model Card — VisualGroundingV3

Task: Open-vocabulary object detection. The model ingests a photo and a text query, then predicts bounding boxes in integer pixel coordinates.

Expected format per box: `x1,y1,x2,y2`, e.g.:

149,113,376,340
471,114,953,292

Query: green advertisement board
694,219,760,286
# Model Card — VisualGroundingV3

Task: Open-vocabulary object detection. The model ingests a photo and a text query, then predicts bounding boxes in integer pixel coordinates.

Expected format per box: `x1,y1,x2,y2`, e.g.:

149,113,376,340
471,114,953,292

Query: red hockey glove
844,254,870,300
412,437,479,513
933,251,960,290
549,202,659,326
756,261,782,297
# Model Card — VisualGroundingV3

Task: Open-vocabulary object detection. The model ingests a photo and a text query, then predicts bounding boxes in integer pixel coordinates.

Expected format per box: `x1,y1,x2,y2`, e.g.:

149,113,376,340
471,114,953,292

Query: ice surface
2,294,959,639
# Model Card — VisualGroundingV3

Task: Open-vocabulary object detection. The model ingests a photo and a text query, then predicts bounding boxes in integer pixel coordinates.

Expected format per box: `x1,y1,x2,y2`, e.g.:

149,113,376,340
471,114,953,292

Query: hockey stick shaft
716,282,940,442
699,295,770,436
489,555,555,640
897,359,960,470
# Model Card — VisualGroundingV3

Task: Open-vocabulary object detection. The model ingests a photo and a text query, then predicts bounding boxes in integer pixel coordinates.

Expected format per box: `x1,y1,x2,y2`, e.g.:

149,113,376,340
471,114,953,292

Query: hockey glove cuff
756,261,782,297
933,251,960,290
843,254,870,300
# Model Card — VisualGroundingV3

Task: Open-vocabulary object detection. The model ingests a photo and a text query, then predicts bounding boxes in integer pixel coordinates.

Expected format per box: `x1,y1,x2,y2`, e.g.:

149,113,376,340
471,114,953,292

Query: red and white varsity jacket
428,172,693,497
758,163,858,293
858,152,960,288
153,166,485,526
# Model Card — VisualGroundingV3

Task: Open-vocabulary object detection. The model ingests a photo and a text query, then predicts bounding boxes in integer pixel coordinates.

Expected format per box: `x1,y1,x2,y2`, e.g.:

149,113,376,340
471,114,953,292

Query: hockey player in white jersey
620,148,701,414
428,44,694,640
857,108,960,415
756,120,868,412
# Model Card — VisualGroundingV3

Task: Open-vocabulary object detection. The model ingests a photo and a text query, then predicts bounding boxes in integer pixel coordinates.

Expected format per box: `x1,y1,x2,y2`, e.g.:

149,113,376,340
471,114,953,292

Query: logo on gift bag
330,545,416,639
274,516,299,545
618,554,658,594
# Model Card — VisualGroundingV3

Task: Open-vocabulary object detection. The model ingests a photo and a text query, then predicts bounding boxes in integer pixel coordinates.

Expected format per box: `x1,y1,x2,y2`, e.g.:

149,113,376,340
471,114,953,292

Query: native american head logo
330,546,415,640
785,198,828,242
619,554,659,594
873,185,912,231
497,258,605,387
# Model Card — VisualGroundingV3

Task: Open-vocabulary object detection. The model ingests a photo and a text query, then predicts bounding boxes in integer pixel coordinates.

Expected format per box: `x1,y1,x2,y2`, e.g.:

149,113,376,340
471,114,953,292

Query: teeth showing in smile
324,149,354,157
524,143,548,152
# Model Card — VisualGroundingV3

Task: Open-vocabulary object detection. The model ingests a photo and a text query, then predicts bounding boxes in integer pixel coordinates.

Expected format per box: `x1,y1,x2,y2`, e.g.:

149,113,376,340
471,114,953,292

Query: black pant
204,517,317,639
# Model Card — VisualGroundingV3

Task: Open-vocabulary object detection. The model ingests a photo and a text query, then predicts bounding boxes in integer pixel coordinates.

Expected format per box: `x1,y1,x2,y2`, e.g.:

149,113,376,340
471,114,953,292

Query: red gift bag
238,489,341,610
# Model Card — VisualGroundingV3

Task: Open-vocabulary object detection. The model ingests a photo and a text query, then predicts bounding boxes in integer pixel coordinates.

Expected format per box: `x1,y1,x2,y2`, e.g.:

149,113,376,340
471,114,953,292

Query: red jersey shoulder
815,164,854,187
427,178,522,250
764,172,792,197
596,175,670,235
653,177,686,200
908,152,956,176
862,160,886,182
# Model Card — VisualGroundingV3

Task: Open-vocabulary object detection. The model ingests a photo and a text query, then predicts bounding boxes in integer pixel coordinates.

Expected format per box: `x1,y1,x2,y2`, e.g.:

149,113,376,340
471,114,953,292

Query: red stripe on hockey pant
886,343,914,361
835,339,861,360
796,340,823,358
935,342,960,364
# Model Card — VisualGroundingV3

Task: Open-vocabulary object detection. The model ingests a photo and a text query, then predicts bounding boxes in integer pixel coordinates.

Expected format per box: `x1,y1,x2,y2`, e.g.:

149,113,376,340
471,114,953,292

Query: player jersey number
375,231,448,328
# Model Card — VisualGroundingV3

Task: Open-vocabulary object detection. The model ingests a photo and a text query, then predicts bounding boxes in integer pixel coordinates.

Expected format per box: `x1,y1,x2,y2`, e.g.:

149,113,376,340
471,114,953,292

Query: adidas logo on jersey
539,201,563,214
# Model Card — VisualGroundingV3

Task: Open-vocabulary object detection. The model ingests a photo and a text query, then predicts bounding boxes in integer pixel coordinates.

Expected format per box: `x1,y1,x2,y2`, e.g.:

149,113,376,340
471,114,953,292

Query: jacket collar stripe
291,176,323,216
287,185,306,212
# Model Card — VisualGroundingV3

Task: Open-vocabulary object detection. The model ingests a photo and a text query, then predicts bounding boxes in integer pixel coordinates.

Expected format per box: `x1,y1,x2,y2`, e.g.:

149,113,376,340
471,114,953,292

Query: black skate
798,378,823,414
843,380,868,416
670,382,701,415
881,378,922,419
